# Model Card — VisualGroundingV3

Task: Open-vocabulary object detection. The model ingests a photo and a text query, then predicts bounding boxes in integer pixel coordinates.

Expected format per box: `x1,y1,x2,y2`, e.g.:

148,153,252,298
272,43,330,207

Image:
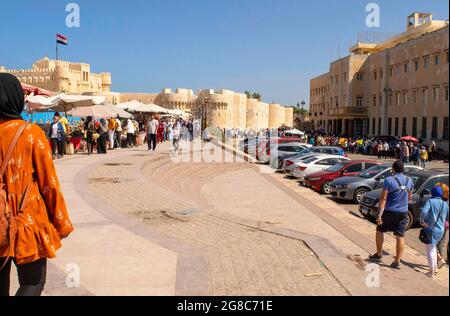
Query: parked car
359,170,449,230
283,153,327,174
329,163,423,204
304,160,382,194
292,155,351,183
259,142,310,163
275,146,347,170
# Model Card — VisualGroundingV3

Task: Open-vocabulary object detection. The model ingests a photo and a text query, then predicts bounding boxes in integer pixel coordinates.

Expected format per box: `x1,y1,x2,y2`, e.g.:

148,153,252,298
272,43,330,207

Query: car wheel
322,181,332,194
406,210,414,231
353,188,369,204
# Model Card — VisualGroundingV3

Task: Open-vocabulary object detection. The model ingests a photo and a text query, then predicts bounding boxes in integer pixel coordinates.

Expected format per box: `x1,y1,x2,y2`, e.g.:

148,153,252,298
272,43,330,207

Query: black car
359,170,449,230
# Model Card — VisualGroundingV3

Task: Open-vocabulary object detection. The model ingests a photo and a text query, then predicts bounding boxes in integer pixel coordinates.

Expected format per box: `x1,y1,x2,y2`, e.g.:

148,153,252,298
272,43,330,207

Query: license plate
361,207,369,215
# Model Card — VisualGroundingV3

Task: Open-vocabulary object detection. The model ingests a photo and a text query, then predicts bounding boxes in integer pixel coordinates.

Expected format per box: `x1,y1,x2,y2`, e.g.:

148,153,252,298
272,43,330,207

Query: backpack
1,123,30,269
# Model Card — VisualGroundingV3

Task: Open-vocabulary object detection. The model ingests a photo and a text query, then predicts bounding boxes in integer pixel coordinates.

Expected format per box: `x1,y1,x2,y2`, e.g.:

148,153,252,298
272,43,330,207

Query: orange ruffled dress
0,120,74,265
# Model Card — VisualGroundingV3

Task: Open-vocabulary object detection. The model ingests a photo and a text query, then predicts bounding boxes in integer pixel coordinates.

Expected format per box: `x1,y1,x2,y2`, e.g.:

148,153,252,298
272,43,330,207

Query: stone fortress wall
1,57,294,130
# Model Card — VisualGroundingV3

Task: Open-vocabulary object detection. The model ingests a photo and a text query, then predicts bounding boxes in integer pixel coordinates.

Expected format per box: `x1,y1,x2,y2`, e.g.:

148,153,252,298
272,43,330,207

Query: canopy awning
21,83,54,97
126,103,170,114
26,94,106,113
284,129,305,136
67,104,132,119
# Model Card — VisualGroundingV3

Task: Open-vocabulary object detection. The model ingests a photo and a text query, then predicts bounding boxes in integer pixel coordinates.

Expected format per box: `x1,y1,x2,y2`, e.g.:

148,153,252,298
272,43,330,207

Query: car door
414,175,450,217
372,169,391,190
341,163,363,177
313,158,337,173
363,162,379,170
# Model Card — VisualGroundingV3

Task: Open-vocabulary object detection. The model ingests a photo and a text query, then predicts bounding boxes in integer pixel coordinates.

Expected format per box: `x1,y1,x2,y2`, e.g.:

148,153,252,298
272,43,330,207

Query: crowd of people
302,133,442,167
31,114,204,159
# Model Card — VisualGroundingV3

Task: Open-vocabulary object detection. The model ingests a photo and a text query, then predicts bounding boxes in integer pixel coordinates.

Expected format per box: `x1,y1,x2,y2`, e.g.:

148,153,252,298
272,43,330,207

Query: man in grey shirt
147,115,159,151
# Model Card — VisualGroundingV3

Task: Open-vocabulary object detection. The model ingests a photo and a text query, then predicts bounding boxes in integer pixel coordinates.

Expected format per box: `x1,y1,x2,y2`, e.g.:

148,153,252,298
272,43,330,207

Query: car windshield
358,165,387,179
326,163,345,172
303,157,319,164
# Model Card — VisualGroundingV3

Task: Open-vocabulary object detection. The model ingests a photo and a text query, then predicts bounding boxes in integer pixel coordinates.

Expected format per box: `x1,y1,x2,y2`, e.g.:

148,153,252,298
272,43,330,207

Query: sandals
368,254,383,263
390,261,401,270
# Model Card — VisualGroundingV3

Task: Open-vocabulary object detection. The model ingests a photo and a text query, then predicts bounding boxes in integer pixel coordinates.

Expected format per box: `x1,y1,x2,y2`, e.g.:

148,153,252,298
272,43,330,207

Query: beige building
310,12,449,147
113,88,294,130
0,57,111,96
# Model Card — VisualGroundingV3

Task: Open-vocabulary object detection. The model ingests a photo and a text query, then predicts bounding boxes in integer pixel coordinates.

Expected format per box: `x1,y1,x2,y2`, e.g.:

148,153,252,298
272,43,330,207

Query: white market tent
116,100,147,111
67,104,132,119
284,129,305,136
26,94,106,113
168,109,189,117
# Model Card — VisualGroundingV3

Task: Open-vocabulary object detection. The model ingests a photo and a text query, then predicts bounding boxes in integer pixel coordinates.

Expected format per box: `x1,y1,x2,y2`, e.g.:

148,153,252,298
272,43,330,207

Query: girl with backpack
0,74,73,296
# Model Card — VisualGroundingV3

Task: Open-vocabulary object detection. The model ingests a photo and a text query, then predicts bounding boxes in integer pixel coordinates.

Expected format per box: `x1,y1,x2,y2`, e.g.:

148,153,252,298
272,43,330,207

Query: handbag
419,200,445,244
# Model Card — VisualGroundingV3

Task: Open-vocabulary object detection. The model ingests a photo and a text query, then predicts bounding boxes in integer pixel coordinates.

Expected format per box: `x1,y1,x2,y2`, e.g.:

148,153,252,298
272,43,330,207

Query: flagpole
56,41,59,61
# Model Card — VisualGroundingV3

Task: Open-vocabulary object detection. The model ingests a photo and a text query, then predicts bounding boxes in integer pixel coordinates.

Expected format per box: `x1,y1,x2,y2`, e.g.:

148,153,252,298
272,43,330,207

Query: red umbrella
21,83,54,97
400,136,419,143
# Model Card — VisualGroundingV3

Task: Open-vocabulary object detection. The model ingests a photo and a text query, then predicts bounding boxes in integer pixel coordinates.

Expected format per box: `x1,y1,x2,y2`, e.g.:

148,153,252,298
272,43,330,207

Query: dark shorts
377,210,409,237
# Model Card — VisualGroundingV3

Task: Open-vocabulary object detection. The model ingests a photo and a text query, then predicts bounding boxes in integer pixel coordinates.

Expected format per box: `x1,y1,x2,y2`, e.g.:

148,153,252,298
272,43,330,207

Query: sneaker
368,254,383,263
438,260,446,270
390,261,401,270
425,272,435,279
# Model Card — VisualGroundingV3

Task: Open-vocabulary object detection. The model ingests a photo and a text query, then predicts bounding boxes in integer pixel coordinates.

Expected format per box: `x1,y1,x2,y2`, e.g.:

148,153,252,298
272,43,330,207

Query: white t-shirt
147,119,159,134
51,123,59,139
127,120,135,134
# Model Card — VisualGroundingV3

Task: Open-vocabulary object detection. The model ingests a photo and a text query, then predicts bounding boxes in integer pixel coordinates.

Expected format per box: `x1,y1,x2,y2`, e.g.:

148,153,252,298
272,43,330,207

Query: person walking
383,141,390,159
420,146,428,169
48,116,64,159
147,115,159,151
420,186,449,278
97,118,108,154
84,116,95,155
114,116,122,149
377,142,383,160
126,118,135,148
54,113,68,157
107,116,116,150
0,73,73,296
436,183,449,268
369,161,414,269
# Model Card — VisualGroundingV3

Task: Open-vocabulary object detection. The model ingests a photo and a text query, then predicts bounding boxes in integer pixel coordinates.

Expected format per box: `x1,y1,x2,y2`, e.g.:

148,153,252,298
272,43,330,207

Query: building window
396,92,401,105
372,118,376,135
356,96,363,107
424,56,430,69
380,70,383,79
378,118,382,135
357,73,364,81
379,94,382,106
388,118,392,135
373,71,377,80
445,86,449,102
414,60,419,71
389,67,393,77
402,118,407,137
404,63,408,73
423,88,428,104
335,97,339,107
373,95,377,107
412,117,418,138
432,117,438,139
413,90,418,104
389,93,393,106
444,117,449,140
433,87,439,103
395,118,399,137
422,117,428,139
434,54,440,66
403,91,408,105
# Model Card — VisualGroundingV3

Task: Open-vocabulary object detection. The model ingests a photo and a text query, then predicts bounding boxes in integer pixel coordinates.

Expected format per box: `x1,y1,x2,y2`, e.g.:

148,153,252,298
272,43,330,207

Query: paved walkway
8,141,449,296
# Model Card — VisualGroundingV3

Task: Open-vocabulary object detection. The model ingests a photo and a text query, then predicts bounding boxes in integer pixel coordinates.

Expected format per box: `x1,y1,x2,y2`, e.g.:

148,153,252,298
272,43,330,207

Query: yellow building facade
310,12,449,147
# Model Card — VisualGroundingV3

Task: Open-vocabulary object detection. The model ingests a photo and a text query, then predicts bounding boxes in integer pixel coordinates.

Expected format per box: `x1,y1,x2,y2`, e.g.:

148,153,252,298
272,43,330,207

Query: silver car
329,163,423,204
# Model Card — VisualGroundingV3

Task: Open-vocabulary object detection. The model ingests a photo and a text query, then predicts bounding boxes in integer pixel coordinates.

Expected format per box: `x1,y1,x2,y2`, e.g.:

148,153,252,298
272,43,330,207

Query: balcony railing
328,106,369,117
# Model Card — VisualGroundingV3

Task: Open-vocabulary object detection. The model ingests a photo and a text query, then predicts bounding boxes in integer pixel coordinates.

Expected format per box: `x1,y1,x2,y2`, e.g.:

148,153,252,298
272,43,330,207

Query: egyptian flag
57,34,68,45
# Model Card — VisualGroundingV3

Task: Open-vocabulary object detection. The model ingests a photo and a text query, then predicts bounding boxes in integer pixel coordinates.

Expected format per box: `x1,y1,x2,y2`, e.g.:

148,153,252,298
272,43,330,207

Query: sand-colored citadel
1,57,293,130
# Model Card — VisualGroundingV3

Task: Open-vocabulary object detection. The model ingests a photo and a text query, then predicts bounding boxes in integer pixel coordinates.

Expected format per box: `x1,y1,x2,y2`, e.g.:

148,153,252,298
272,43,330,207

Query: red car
304,160,382,194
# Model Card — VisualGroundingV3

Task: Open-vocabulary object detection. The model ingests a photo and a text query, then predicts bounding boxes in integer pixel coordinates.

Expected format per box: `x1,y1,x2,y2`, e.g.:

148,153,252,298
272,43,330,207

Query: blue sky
1,0,448,106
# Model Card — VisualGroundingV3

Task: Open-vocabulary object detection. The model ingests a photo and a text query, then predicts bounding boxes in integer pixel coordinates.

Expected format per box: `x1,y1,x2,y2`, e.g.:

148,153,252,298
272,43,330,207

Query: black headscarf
0,73,24,120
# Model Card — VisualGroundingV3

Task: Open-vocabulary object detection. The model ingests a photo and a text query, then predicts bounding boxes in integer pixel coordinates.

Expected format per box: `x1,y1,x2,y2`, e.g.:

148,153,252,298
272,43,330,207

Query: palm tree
252,92,262,101
244,91,252,99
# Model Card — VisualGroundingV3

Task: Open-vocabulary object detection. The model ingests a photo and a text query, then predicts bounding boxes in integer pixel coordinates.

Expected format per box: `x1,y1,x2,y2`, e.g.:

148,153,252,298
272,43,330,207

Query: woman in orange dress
0,73,73,296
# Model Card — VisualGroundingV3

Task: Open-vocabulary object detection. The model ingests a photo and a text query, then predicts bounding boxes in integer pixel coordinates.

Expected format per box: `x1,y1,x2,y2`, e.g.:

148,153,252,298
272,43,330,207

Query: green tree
251,92,262,101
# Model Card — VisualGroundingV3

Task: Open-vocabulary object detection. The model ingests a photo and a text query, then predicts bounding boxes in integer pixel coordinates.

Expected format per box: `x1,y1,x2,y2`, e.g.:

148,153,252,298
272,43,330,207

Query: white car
282,153,326,174
292,155,351,183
